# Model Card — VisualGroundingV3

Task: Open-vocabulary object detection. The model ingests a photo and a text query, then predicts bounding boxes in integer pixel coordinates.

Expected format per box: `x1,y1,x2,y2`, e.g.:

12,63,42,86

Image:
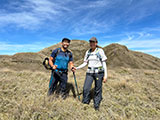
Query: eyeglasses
89,41,96,43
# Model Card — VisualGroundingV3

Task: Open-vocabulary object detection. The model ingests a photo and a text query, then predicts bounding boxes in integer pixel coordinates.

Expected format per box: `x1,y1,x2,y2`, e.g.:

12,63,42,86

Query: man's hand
52,65,57,70
71,67,76,72
103,77,107,83
69,61,76,72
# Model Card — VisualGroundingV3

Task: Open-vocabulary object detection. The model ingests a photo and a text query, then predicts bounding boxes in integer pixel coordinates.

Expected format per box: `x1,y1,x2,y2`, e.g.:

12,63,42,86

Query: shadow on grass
52,82,78,99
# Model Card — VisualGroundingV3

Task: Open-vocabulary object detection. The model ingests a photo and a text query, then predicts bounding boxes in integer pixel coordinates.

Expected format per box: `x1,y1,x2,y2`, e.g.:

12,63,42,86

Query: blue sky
0,0,160,58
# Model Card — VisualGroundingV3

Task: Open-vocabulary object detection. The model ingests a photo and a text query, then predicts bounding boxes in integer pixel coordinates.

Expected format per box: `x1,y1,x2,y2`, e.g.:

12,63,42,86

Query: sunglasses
89,41,97,43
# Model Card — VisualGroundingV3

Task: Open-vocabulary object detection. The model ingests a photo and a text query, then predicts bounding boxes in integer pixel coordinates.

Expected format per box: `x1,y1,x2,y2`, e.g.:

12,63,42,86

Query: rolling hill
0,40,160,119
0,40,160,71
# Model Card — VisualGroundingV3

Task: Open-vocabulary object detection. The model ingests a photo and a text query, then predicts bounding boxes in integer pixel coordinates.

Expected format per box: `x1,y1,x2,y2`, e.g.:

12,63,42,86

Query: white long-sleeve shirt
76,48,107,78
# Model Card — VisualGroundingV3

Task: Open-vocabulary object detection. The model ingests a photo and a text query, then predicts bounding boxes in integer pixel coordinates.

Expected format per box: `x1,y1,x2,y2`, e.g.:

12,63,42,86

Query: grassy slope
0,68,160,120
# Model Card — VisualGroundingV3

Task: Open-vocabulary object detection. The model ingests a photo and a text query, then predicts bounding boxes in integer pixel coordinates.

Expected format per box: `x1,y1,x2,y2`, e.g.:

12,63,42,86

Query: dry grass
0,68,160,120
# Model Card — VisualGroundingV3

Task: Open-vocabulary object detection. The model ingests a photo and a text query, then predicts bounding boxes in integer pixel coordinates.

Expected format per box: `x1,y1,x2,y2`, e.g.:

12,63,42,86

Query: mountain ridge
0,40,160,71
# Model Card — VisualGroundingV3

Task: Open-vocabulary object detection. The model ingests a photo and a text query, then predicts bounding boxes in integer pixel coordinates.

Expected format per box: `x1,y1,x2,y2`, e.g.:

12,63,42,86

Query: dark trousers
82,72,104,108
48,70,68,96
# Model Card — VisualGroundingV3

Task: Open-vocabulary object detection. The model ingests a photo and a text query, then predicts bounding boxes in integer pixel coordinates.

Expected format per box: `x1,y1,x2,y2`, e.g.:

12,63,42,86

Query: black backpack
43,48,71,70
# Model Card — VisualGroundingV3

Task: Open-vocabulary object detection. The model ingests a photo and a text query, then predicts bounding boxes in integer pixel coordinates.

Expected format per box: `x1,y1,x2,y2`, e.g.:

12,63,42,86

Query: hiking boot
94,106,99,111
83,104,89,110
59,92,67,100
47,91,53,96
82,101,90,104
61,94,67,100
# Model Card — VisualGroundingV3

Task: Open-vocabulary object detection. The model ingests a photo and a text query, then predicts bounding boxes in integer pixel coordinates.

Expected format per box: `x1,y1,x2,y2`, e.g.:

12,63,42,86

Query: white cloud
0,0,159,34
123,0,160,23
0,41,54,55
114,30,160,58
118,32,160,49
71,20,111,35
70,0,116,35
0,0,70,30
0,12,40,29
0,0,116,33
70,0,160,35
77,0,111,9
136,49,160,53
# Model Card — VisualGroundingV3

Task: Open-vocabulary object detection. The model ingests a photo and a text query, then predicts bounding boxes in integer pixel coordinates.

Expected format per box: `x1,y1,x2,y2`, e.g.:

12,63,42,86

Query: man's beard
63,45,68,49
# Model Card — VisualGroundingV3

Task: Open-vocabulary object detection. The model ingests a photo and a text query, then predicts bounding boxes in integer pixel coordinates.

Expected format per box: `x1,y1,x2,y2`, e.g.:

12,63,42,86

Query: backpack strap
53,48,61,63
86,49,92,60
86,48,102,62
95,48,102,62
66,49,72,59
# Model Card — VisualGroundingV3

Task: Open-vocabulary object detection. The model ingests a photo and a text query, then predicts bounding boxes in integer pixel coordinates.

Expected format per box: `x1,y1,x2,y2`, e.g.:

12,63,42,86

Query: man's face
62,40,70,49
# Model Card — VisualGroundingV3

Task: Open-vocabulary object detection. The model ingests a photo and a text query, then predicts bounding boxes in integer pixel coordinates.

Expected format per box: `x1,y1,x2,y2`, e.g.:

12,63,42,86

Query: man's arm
69,61,75,72
49,56,57,69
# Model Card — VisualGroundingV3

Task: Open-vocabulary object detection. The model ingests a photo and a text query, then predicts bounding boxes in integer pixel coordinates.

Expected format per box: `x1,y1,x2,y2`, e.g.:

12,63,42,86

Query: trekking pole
73,72,80,101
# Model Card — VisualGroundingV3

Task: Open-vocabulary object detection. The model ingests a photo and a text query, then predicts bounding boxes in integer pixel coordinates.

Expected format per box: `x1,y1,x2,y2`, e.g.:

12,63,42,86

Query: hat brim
89,40,97,42
62,38,71,43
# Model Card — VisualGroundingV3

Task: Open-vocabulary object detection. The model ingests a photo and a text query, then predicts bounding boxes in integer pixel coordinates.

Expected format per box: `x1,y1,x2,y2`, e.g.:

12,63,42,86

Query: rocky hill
0,40,160,71
104,43,160,69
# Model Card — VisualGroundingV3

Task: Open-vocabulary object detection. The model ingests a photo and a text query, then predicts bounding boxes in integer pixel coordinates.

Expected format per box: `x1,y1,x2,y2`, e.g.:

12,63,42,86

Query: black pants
82,72,104,108
48,70,68,96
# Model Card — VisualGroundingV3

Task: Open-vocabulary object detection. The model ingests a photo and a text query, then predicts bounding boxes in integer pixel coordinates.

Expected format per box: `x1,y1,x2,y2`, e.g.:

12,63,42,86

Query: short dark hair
62,38,71,43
